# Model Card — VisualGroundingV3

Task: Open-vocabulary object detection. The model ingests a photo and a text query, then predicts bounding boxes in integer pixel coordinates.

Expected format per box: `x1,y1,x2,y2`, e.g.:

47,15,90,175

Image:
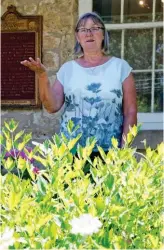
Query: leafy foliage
0,119,163,249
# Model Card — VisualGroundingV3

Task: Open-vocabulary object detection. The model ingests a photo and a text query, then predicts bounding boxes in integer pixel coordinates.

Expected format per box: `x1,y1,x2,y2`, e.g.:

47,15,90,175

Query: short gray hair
74,12,109,55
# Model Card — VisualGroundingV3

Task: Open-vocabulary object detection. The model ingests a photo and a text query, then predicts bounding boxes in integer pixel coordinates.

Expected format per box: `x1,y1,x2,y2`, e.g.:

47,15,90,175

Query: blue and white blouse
57,57,132,151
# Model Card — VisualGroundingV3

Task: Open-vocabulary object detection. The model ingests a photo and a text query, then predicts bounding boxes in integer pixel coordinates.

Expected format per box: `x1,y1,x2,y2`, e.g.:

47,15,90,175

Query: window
79,0,163,130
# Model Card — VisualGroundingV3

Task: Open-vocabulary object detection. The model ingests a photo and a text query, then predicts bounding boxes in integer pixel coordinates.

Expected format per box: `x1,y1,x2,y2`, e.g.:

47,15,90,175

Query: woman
21,12,137,152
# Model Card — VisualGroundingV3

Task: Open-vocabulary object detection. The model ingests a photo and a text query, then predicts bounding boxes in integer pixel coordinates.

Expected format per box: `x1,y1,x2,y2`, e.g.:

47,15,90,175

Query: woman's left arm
122,72,137,146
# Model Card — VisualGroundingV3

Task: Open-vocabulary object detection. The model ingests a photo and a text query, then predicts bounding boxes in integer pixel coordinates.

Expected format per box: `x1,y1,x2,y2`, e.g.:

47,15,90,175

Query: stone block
43,51,60,70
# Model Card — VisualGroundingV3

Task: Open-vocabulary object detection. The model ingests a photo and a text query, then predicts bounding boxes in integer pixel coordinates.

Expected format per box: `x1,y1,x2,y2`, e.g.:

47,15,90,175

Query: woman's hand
20,57,47,77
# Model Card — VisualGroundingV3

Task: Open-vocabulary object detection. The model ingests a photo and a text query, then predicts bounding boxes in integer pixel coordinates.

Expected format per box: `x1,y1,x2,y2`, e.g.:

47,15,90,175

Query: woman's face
76,18,104,54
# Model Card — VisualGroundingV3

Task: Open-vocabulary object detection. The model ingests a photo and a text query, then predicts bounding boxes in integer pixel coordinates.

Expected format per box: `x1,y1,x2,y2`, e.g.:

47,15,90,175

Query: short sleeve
120,60,133,83
56,64,65,86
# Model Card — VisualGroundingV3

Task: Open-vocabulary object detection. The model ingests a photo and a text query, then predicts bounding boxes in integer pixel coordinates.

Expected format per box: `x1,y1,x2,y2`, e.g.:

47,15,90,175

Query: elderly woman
21,12,137,152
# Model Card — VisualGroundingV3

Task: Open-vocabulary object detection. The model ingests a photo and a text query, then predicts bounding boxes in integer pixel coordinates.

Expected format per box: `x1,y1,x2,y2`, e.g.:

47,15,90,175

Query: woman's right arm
38,72,64,113
20,57,64,113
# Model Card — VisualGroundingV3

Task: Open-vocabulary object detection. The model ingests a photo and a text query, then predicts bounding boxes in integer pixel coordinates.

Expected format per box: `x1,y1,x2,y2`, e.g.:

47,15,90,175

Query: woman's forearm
38,73,62,113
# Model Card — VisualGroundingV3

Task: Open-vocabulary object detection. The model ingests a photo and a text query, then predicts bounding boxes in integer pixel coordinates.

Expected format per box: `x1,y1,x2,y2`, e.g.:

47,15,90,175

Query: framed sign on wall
1,5,43,108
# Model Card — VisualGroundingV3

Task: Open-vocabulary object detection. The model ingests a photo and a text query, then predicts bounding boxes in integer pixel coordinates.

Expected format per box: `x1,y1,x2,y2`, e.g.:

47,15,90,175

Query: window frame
78,0,163,130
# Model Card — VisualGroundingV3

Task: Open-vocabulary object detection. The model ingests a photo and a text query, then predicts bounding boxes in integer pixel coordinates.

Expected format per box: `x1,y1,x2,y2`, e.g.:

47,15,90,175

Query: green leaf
37,176,48,195
25,224,35,237
0,134,5,145
4,121,11,131
102,231,110,248
18,142,26,151
127,132,133,144
26,165,35,181
105,173,114,189
157,142,164,156
23,133,32,143
59,143,67,157
111,137,118,148
61,133,68,143
68,134,81,150
97,146,106,161
48,222,59,240
6,139,12,151
130,125,138,137
43,139,51,151
88,204,97,216
4,119,18,132
148,234,159,248
73,124,80,133
44,239,53,249
9,119,19,132
14,130,25,142
2,128,10,139
52,134,61,147
32,155,47,167
4,157,15,171
95,196,105,215
8,190,22,210
77,144,83,159
86,136,97,147
36,214,53,230
67,119,74,135
17,157,27,172
72,194,79,206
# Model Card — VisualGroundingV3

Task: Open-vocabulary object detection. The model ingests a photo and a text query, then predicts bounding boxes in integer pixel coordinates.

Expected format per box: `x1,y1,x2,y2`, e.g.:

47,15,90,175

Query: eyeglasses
77,27,104,34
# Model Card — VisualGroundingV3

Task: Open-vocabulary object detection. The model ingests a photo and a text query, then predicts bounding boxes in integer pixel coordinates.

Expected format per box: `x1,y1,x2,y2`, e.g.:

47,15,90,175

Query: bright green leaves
123,124,141,147
37,176,48,195
94,196,106,215
111,137,118,148
36,214,53,230
14,130,25,142
67,119,80,135
3,157,15,171
8,190,22,210
68,134,81,151
6,138,12,151
148,234,159,249
17,157,28,172
157,142,164,156
2,128,10,140
4,119,18,132
26,164,35,181
104,173,114,190
0,120,163,249
97,146,106,161
67,119,74,134
1,119,33,177
18,133,32,151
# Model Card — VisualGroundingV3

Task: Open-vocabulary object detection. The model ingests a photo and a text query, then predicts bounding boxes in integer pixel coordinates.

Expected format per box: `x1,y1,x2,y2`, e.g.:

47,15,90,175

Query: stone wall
1,0,78,142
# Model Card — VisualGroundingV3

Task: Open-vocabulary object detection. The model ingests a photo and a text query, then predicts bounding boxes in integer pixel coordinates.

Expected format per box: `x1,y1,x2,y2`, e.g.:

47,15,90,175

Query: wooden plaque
1,5,43,108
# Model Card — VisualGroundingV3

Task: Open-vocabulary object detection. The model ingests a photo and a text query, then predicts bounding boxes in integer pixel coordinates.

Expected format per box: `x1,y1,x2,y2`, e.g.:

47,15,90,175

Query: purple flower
4,147,34,163
33,167,40,174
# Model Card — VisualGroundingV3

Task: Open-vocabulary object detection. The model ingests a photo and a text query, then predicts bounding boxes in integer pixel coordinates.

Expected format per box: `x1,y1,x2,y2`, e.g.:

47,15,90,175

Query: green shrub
0,119,163,249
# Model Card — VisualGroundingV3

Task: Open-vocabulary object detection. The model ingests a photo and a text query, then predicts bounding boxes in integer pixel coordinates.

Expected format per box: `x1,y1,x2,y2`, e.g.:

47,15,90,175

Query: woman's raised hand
20,57,47,76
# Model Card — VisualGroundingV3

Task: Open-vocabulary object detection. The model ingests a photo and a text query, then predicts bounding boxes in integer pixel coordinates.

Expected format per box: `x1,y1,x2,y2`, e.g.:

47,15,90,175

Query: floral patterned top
57,57,132,151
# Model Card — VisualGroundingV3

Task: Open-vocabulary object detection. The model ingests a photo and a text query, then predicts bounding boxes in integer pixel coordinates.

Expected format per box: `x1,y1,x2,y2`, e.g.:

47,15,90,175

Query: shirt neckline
73,56,115,69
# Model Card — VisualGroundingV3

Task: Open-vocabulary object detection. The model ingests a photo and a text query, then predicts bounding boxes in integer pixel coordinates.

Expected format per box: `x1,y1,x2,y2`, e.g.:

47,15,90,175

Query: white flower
0,228,14,250
70,213,102,236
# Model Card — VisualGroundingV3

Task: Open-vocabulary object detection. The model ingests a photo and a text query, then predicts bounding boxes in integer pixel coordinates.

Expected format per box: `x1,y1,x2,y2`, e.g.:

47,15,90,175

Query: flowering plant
70,214,102,235
0,119,163,249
